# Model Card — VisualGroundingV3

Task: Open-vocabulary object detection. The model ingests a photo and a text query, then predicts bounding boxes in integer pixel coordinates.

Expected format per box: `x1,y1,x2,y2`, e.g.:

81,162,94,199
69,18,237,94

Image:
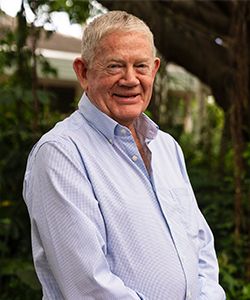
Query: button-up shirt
23,93,226,299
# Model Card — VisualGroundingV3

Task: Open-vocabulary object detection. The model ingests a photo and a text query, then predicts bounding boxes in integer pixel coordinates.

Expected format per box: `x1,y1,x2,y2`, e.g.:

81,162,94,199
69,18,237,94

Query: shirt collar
78,93,158,143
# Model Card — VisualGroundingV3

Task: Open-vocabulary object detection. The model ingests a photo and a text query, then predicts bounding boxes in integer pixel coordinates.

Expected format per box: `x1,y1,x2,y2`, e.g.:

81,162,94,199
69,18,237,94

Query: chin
117,113,142,125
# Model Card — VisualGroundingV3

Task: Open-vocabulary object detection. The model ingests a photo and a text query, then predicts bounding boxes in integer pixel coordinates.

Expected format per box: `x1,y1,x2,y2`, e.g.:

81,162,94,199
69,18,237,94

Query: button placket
115,127,148,175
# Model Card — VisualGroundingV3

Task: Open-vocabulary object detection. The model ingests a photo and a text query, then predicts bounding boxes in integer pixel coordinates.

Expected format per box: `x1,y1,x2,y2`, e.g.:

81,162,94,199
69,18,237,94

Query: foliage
48,0,90,23
179,107,250,299
0,99,44,298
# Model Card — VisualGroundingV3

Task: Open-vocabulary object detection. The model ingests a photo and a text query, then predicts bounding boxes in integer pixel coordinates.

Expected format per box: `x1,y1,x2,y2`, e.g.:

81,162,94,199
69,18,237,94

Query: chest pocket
170,187,200,252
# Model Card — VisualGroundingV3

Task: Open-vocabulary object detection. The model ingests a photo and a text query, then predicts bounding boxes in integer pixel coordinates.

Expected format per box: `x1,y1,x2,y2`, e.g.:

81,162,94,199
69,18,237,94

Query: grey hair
81,10,156,66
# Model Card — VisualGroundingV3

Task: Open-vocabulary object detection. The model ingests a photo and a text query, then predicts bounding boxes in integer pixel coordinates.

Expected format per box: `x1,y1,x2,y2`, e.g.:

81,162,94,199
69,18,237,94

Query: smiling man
23,11,226,300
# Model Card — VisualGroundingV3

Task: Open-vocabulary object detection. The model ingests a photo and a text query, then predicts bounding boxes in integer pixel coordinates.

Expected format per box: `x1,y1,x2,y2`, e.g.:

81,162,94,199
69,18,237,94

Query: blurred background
0,1,250,299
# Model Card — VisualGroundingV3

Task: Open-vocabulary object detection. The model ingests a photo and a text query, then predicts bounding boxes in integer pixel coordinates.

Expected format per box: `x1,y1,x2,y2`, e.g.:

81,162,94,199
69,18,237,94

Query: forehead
96,31,154,58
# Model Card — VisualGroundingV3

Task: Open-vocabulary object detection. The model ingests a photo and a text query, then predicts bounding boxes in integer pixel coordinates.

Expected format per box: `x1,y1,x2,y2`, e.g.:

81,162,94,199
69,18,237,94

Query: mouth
112,93,140,100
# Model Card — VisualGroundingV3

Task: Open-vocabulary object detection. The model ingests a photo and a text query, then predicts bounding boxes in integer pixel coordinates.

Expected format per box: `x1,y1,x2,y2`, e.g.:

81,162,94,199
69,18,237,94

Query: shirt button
132,155,138,162
108,139,113,144
186,291,192,299
120,128,126,135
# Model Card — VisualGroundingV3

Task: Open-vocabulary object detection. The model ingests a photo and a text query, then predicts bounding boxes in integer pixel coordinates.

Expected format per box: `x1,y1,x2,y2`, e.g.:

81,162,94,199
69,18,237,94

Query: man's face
77,31,160,128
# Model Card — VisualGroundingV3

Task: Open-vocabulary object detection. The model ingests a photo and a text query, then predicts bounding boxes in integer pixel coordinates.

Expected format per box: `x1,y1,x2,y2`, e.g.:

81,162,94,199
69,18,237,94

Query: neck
130,125,151,173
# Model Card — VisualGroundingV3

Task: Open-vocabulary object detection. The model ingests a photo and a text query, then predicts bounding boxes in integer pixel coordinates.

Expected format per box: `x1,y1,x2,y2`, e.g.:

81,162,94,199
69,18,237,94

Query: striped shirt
23,93,225,300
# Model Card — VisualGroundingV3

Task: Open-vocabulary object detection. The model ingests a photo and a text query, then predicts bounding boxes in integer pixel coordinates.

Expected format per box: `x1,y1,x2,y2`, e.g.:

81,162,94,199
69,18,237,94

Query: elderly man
23,10,226,300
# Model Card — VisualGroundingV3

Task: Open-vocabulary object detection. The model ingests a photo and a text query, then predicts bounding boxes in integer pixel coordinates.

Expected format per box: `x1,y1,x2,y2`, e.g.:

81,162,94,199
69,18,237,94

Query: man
23,10,226,300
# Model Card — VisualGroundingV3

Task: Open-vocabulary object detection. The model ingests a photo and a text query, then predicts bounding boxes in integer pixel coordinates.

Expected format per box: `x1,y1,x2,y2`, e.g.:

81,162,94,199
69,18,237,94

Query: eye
137,64,147,68
107,63,123,74
135,63,150,74
108,64,121,68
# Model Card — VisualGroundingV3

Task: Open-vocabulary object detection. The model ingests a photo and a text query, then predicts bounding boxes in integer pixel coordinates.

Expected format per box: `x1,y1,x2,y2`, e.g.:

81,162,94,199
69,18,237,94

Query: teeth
116,94,135,98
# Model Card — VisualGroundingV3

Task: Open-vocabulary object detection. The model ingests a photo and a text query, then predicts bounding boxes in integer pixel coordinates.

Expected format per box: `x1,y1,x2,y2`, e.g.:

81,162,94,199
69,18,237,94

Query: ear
153,57,161,76
73,57,88,90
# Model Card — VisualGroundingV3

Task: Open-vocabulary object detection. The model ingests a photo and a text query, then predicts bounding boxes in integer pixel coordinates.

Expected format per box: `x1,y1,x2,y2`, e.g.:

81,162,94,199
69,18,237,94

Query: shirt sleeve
23,138,143,300
174,141,226,300
196,211,226,300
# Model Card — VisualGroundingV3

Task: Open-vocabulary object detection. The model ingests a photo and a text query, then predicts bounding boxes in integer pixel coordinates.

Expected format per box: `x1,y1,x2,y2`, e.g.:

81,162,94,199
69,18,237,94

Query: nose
118,66,140,87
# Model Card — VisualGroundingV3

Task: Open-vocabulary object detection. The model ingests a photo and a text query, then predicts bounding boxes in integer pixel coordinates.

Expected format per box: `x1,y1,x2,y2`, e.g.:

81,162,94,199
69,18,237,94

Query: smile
112,94,140,104
113,93,139,98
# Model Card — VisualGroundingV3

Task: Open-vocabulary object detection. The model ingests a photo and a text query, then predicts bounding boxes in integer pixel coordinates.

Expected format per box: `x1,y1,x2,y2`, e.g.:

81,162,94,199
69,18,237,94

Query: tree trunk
228,3,250,282
229,1,248,239
30,25,40,132
218,111,230,177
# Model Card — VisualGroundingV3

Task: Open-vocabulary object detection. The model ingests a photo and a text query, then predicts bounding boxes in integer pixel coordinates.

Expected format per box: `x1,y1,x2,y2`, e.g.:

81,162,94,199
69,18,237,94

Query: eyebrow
106,57,152,64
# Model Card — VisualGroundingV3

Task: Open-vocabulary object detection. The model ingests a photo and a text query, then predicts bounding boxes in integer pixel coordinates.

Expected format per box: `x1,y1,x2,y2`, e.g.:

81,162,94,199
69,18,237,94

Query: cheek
94,76,113,91
86,77,103,94
143,77,155,93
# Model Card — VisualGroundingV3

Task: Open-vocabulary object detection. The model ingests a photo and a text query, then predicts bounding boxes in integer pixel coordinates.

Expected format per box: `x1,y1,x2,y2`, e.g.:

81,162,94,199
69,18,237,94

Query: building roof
0,13,81,53
38,31,81,53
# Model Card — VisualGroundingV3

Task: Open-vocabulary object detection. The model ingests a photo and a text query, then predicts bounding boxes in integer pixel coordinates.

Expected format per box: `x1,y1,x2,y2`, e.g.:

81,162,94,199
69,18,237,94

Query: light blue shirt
23,93,226,300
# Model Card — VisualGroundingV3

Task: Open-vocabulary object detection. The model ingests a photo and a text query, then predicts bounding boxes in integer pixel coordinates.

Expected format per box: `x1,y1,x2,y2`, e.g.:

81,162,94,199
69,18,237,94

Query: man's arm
196,207,226,300
191,193,226,300
23,138,144,300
